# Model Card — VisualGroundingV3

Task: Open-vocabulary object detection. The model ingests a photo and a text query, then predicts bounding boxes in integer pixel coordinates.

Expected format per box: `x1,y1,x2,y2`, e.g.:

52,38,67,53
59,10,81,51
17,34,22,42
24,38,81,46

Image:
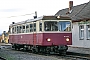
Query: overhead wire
0,13,35,19
8,13,35,18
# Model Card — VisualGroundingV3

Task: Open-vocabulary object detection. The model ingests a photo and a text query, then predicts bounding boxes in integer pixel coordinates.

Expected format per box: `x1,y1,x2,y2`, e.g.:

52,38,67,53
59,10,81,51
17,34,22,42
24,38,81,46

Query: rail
0,56,6,60
64,55,90,60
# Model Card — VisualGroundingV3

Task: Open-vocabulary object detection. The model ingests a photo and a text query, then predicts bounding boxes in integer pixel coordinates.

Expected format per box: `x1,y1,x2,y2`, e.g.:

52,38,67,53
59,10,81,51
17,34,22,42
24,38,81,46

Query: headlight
66,38,69,42
47,38,51,42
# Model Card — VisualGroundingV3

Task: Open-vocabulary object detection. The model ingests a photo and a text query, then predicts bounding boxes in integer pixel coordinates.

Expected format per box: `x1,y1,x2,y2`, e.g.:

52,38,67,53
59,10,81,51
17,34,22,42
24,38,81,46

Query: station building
1,31,9,43
55,1,90,48
0,34,2,43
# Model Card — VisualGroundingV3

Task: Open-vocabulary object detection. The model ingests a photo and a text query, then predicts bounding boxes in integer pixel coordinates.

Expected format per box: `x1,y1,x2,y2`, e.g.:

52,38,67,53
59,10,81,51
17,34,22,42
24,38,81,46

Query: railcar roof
9,15,71,26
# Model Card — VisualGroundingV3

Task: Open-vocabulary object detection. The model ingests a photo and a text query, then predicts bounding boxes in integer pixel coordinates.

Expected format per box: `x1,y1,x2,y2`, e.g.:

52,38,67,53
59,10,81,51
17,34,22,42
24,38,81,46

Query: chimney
12,22,15,24
69,1,73,12
34,11,37,19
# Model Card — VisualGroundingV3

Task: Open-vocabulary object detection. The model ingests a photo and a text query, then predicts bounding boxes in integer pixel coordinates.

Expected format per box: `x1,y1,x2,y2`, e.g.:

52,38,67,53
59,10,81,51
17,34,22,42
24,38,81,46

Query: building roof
55,1,90,21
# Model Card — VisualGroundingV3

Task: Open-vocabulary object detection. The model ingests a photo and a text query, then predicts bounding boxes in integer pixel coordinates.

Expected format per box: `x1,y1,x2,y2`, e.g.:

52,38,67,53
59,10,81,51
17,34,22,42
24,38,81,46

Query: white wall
72,22,90,48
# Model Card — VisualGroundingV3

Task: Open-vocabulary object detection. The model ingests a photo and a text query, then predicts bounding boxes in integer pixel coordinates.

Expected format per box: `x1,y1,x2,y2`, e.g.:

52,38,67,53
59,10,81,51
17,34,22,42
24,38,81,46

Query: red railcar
9,16,72,54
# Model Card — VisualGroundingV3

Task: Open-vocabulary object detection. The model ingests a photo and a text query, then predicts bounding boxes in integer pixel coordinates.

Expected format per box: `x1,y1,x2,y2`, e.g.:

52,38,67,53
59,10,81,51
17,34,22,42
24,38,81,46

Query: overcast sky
0,0,89,33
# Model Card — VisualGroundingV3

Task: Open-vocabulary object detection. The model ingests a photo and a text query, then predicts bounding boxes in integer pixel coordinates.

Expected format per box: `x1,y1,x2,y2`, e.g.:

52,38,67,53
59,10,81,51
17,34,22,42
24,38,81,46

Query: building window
79,25,84,39
86,25,90,39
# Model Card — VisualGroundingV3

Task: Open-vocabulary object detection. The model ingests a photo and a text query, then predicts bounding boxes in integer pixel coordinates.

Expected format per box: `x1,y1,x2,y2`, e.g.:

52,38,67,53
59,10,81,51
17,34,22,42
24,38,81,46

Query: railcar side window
26,24,29,33
58,21,71,31
30,24,33,32
22,25,25,33
18,26,21,33
19,26,22,33
17,26,19,33
44,21,58,31
39,22,42,31
34,23,36,32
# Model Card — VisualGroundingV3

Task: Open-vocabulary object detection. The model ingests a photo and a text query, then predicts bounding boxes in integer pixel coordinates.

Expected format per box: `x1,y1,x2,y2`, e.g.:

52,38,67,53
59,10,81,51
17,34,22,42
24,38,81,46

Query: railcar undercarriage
12,43,68,55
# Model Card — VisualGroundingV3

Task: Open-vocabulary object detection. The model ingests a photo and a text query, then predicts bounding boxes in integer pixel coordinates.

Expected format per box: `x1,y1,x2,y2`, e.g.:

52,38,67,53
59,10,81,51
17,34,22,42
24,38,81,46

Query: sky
0,0,89,33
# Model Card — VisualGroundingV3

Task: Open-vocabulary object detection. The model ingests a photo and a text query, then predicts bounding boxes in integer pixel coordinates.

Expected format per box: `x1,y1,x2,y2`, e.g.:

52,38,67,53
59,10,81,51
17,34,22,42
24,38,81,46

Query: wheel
62,51,66,56
59,50,66,56
45,47,50,55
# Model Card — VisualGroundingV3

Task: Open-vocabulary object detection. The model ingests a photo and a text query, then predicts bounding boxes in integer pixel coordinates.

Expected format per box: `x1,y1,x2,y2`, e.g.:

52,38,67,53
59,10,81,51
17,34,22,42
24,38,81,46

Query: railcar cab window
44,21,71,31
12,27,14,33
44,21,58,31
9,27,11,34
22,25,25,33
34,23,36,32
58,21,71,31
19,26,22,33
10,27,13,34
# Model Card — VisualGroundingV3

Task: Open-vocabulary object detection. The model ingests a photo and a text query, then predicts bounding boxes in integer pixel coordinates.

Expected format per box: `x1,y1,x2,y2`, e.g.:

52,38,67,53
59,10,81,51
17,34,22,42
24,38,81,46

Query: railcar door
33,22,37,45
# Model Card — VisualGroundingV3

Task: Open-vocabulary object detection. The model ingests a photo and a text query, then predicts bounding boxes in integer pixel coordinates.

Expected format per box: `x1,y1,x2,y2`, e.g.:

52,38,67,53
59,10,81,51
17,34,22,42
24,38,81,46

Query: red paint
43,33,72,46
9,33,72,46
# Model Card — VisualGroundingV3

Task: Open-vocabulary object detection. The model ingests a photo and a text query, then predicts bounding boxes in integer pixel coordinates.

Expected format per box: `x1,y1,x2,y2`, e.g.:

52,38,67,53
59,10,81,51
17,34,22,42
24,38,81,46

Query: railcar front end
40,20,72,54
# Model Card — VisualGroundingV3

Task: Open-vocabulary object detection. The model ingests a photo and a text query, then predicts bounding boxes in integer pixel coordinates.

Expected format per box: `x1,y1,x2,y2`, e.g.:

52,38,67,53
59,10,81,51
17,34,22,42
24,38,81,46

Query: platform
67,46,90,54
0,43,11,49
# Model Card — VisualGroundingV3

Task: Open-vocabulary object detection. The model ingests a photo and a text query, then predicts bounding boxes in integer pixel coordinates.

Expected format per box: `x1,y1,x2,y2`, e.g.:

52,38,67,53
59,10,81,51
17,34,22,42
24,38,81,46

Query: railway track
43,52,90,60
0,46,90,60
64,55,90,60
0,57,6,60
12,49,90,60
66,52,90,59
64,52,90,60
